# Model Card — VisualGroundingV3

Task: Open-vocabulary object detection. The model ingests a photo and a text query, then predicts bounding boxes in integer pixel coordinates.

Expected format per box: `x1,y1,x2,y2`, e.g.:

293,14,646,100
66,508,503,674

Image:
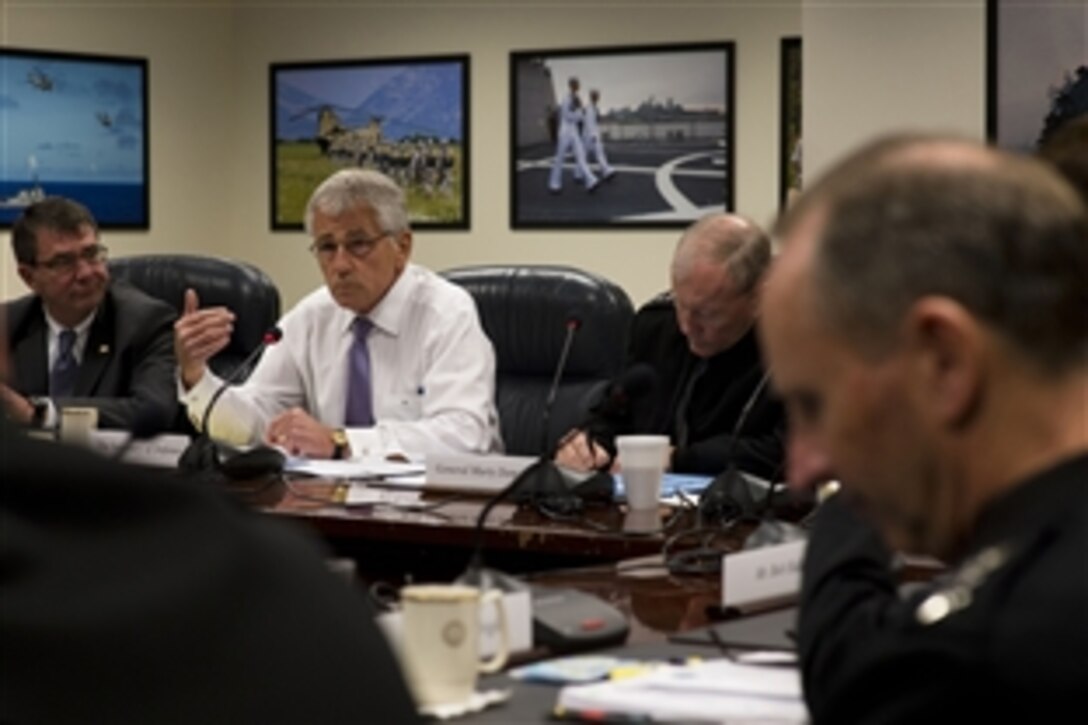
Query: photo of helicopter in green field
272,55,468,230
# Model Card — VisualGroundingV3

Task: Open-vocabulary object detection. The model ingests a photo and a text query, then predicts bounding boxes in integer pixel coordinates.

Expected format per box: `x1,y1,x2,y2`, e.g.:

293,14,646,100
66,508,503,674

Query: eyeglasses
36,243,109,273
309,232,391,263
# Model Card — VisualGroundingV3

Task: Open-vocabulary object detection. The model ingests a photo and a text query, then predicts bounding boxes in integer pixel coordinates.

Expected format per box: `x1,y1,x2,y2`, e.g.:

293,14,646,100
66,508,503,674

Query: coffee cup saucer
418,688,512,720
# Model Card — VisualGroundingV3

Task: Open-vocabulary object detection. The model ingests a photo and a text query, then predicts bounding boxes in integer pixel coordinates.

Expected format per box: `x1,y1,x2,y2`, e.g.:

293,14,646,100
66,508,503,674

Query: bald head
672,213,771,295
670,213,771,358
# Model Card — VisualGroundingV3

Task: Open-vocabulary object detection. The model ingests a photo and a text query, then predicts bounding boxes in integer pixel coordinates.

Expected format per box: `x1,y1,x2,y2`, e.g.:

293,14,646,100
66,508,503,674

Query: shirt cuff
39,397,58,429
345,425,408,461
177,370,224,431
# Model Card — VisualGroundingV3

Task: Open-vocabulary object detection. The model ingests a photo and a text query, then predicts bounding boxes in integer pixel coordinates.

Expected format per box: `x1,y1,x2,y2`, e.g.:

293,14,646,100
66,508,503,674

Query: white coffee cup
59,406,99,447
398,584,509,708
616,434,670,510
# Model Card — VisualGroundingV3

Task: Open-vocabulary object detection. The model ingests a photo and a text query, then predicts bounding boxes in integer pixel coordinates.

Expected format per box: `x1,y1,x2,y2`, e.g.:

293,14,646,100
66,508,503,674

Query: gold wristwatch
330,428,349,460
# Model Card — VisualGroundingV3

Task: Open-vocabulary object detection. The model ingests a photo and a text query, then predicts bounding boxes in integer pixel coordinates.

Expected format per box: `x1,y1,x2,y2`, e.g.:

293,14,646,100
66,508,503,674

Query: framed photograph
510,41,734,229
779,37,802,208
0,47,149,229
270,54,469,230
986,0,1087,152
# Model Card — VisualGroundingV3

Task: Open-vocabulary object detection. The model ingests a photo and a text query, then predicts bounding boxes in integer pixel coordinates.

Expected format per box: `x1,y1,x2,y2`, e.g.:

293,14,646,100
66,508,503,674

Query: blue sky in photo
1,53,145,183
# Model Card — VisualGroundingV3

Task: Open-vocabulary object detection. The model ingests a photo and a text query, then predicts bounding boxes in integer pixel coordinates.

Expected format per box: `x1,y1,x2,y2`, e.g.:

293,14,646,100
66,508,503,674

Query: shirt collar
337,263,418,337
44,306,96,339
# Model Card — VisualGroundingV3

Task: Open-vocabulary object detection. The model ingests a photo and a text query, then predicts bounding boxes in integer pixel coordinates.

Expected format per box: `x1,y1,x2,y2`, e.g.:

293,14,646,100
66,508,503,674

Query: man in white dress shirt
582,89,616,182
174,169,501,460
548,76,599,194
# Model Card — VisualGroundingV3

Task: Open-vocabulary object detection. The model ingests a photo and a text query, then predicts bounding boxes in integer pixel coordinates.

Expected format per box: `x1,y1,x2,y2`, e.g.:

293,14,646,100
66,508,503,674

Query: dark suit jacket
798,454,1088,723
0,425,421,723
5,281,178,431
585,295,785,478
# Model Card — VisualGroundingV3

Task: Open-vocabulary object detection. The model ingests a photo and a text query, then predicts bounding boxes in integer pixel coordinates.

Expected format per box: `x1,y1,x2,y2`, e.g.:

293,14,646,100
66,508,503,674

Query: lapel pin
99,344,110,354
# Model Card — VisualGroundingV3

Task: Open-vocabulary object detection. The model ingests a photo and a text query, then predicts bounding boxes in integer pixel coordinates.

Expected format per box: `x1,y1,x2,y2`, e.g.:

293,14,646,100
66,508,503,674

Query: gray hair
674,212,772,295
303,168,409,235
777,133,1088,373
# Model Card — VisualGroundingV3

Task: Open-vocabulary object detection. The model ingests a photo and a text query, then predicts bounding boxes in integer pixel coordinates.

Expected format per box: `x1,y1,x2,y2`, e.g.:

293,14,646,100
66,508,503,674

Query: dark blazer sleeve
670,393,786,479
797,495,978,724
55,283,179,431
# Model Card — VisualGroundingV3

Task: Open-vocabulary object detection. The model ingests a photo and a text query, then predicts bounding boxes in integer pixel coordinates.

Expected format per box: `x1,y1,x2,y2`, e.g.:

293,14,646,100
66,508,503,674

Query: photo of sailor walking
548,77,599,194
583,88,616,182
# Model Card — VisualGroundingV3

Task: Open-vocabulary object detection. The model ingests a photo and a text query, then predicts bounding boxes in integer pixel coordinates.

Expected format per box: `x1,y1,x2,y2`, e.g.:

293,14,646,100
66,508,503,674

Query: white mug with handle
398,583,509,708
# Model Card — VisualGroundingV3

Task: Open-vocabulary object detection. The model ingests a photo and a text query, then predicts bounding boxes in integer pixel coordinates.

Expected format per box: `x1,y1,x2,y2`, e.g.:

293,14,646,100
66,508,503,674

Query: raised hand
174,288,235,389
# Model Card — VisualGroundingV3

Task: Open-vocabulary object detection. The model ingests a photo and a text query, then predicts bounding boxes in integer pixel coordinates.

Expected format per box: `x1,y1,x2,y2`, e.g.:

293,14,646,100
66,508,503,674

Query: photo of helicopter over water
271,55,468,230
0,48,148,228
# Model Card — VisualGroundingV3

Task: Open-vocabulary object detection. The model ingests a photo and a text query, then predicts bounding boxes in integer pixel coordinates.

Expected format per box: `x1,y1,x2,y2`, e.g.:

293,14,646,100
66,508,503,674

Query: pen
552,705,655,723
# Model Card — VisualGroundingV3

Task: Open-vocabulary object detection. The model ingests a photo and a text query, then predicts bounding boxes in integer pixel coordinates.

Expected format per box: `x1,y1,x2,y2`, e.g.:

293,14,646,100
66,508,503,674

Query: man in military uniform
760,133,1088,721
548,76,598,194
582,89,616,182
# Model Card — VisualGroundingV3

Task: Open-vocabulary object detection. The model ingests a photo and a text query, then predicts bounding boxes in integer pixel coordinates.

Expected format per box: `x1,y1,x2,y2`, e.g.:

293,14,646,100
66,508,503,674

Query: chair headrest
441,264,633,379
108,254,281,360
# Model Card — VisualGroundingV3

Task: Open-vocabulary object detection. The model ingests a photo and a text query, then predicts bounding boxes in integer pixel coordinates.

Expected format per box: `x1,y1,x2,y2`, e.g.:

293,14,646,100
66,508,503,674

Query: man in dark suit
2,196,177,431
0,312,420,722
556,213,784,479
762,134,1087,722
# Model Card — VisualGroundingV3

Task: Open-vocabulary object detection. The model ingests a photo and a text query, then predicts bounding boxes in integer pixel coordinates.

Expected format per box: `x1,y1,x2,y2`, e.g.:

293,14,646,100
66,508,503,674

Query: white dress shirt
180,264,502,459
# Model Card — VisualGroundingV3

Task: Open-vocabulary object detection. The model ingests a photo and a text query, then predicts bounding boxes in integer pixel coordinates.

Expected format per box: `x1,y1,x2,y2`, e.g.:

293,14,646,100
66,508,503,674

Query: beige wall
2,0,987,313
802,0,986,180
1,1,237,302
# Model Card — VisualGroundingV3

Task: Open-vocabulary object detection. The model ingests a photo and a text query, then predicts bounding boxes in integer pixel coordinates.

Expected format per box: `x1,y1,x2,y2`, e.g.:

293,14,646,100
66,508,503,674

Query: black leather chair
441,265,634,456
108,254,281,378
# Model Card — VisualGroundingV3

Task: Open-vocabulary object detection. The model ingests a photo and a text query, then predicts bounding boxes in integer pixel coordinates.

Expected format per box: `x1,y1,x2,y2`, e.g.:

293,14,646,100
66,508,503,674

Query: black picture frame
779,36,802,208
0,47,150,229
986,0,1087,152
510,41,735,230
270,53,470,231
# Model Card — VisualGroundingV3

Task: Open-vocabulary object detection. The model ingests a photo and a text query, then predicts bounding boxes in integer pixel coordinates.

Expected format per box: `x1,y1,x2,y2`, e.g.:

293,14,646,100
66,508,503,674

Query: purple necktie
344,317,374,427
50,328,79,398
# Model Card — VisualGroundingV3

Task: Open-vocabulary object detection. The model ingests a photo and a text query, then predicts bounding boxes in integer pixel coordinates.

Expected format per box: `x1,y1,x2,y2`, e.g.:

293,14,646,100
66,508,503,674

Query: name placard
88,430,191,468
424,453,536,494
722,539,807,610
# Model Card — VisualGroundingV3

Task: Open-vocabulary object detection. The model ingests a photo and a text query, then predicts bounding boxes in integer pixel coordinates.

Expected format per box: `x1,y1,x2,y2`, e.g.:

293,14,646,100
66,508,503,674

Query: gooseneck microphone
696,369,773,525
178,327,283,477
463,314,586,580
508,314,585,514
590,363,658,423
538,316,581,459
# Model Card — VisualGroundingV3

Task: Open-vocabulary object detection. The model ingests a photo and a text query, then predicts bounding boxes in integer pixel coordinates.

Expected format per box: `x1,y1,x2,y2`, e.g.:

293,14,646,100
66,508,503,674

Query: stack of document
283,457,425,481
555,657,807,722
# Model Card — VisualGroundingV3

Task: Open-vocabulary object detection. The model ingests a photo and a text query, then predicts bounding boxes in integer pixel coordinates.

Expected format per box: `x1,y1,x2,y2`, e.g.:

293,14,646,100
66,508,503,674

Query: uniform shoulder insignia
915,544,1011,626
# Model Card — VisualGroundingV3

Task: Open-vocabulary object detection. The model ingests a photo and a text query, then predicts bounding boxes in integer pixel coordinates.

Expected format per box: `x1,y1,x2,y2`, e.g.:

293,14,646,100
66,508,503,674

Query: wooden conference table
259,474,743,589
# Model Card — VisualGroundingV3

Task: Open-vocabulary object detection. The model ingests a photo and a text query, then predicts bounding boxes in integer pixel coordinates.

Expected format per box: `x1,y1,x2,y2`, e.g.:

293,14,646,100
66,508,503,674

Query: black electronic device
458,568,629,654
529,585,629,653
669,607,798,652
588,363,658,424
178,326,284,480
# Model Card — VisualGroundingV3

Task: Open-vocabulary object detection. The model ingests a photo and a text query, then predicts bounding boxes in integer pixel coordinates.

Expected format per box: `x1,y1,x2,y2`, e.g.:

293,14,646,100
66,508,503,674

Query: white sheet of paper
283,457,424,480
557,658,806,722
